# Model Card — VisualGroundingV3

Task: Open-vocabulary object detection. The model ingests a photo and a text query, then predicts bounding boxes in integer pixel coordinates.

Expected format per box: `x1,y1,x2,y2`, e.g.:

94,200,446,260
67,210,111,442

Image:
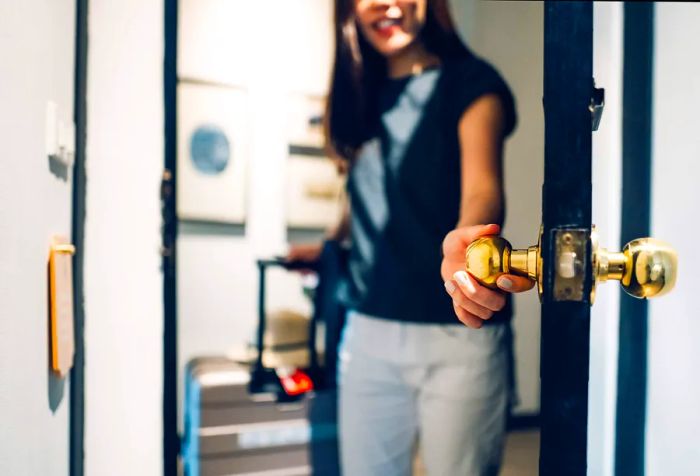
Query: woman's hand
286,242,324,274
441,224,535,328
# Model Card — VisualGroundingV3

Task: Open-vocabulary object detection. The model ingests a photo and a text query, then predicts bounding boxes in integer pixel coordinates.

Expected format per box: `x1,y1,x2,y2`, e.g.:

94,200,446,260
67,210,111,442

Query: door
463,3,677,475
539,3,674,474
540,3,593,475
541,4,671,475
541,3,674,474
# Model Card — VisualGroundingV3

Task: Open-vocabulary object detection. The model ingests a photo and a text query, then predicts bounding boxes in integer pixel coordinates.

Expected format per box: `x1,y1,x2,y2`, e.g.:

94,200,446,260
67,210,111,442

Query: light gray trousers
338,311,511,476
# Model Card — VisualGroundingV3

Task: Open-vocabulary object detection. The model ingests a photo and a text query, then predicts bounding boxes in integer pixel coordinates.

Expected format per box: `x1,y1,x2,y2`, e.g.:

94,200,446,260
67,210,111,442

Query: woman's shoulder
441,54,517,135
442,54,510,92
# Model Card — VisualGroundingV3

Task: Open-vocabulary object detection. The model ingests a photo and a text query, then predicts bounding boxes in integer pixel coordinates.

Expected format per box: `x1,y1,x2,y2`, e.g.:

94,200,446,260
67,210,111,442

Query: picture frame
177,82,249,224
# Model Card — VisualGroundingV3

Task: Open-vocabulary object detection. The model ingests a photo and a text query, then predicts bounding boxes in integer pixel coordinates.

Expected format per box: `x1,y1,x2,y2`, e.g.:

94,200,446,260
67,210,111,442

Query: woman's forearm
325,196,351,242
456,191,504,229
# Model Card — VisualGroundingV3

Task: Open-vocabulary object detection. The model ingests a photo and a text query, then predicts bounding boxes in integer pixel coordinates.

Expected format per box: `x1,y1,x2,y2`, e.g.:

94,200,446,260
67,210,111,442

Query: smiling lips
373,17,403,38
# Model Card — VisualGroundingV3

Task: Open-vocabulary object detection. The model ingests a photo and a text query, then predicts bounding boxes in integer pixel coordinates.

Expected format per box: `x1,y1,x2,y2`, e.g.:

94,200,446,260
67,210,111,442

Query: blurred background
1,1,699,475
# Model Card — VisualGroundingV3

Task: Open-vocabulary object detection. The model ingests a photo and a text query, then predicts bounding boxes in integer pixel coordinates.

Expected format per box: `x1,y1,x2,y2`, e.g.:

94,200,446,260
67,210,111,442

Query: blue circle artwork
189,125,230,175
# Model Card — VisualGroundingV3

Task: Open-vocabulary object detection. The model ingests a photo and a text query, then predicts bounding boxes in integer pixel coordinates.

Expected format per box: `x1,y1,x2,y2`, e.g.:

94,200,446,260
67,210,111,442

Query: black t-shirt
342,55,517,325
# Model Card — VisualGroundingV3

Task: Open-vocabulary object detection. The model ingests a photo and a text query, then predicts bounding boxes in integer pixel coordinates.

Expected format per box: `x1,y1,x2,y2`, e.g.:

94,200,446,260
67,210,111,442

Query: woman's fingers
442,227,535,327
444,280,494,320
442,223,501,258
453,302,484,329
444,271,503,328
452,271,506,312
496,274,536,292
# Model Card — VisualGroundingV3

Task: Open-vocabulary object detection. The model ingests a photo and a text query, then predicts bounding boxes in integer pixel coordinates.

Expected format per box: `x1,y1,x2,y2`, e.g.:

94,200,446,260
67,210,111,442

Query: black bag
310,240,349,389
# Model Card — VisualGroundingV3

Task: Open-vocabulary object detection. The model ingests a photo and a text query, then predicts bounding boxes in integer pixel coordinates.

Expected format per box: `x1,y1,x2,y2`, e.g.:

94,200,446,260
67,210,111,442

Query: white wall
647,4,700,475
0,1,75,474
590,4,624,475
176,0,332,426
452,0,544,416
83,1,164,474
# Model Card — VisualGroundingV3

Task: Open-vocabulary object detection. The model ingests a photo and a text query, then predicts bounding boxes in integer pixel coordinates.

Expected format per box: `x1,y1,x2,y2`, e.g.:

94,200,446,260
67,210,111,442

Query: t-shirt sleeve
448,57,518,138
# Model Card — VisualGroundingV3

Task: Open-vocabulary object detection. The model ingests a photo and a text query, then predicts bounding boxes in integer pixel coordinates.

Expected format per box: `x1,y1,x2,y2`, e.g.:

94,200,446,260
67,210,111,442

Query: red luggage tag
276,368,314,396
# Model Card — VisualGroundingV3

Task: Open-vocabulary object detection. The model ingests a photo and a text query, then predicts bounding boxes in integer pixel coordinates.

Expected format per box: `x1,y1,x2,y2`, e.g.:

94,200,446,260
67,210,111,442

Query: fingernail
498,277,512,290
444,280,456,293
454,271,477,293
454,271,469,286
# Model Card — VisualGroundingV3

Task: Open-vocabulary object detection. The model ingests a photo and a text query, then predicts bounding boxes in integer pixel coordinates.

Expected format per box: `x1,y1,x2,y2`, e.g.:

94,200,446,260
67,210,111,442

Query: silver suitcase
183,256,342,476
182,357,339,476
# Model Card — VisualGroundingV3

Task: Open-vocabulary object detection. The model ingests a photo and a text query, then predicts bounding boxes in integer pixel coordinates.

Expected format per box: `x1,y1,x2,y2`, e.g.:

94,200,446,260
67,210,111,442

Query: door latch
590,83,605,131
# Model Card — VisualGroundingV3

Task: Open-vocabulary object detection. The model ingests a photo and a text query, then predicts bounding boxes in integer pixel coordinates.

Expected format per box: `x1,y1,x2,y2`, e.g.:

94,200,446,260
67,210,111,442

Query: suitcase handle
251,257,321,393
258,257,319,272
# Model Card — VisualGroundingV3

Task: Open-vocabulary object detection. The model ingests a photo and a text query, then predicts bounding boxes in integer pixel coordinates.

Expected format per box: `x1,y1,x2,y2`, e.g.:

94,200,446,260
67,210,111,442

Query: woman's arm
325,190,351,242
441,94,533,328
456,94,505,228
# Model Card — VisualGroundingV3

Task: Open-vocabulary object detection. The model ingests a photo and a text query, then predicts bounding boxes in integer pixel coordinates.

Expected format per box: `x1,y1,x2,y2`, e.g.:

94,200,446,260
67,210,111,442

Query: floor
413,429,540,476
499,430,540,476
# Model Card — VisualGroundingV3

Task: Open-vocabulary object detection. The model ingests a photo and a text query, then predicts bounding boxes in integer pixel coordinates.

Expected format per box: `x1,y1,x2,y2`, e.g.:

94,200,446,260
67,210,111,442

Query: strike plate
553,229,587,302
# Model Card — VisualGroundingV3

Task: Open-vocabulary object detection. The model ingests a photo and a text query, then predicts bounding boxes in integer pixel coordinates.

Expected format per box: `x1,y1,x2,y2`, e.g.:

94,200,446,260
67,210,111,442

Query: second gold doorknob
593,236,677,299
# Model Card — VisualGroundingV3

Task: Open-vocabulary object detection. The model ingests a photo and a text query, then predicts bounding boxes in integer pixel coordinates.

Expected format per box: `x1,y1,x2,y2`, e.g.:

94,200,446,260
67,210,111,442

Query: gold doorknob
465,232,677,300
592,235,677,298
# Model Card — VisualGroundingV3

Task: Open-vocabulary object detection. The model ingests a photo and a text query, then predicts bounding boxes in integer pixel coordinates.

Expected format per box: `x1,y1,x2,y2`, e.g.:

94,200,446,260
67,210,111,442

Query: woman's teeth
375,18,402,30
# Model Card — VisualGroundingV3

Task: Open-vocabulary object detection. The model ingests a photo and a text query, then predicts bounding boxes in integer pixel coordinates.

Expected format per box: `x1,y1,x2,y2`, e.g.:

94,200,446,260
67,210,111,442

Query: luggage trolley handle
251,258,320,392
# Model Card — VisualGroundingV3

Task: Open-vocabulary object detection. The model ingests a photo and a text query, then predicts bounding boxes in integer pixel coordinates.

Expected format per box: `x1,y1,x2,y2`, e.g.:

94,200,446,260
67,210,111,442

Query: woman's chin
372,36,415,58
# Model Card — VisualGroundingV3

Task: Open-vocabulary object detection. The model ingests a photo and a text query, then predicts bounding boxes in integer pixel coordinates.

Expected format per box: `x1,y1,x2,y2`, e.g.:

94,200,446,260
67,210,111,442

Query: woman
289,1,533,474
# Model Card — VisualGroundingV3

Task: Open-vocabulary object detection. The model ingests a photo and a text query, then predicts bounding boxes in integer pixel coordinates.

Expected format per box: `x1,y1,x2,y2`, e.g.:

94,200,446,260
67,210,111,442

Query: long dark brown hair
325,0,472,162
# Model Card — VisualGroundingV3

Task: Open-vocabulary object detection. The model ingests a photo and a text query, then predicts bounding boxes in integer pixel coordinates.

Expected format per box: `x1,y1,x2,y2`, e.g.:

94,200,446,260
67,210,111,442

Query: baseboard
507,412,540,431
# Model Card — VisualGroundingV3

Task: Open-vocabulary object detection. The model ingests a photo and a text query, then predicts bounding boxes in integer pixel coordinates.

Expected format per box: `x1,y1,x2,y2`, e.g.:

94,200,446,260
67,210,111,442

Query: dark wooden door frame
69,0,88,474
163,0,179,474
540,3,593,475
541,4,656,475
615,4,654,476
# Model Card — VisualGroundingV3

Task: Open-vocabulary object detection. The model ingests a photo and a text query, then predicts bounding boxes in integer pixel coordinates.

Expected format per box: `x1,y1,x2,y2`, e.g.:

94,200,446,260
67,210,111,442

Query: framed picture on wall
286,93,325,150
177,82,249,224
286,153,344,230
285,94,344,230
